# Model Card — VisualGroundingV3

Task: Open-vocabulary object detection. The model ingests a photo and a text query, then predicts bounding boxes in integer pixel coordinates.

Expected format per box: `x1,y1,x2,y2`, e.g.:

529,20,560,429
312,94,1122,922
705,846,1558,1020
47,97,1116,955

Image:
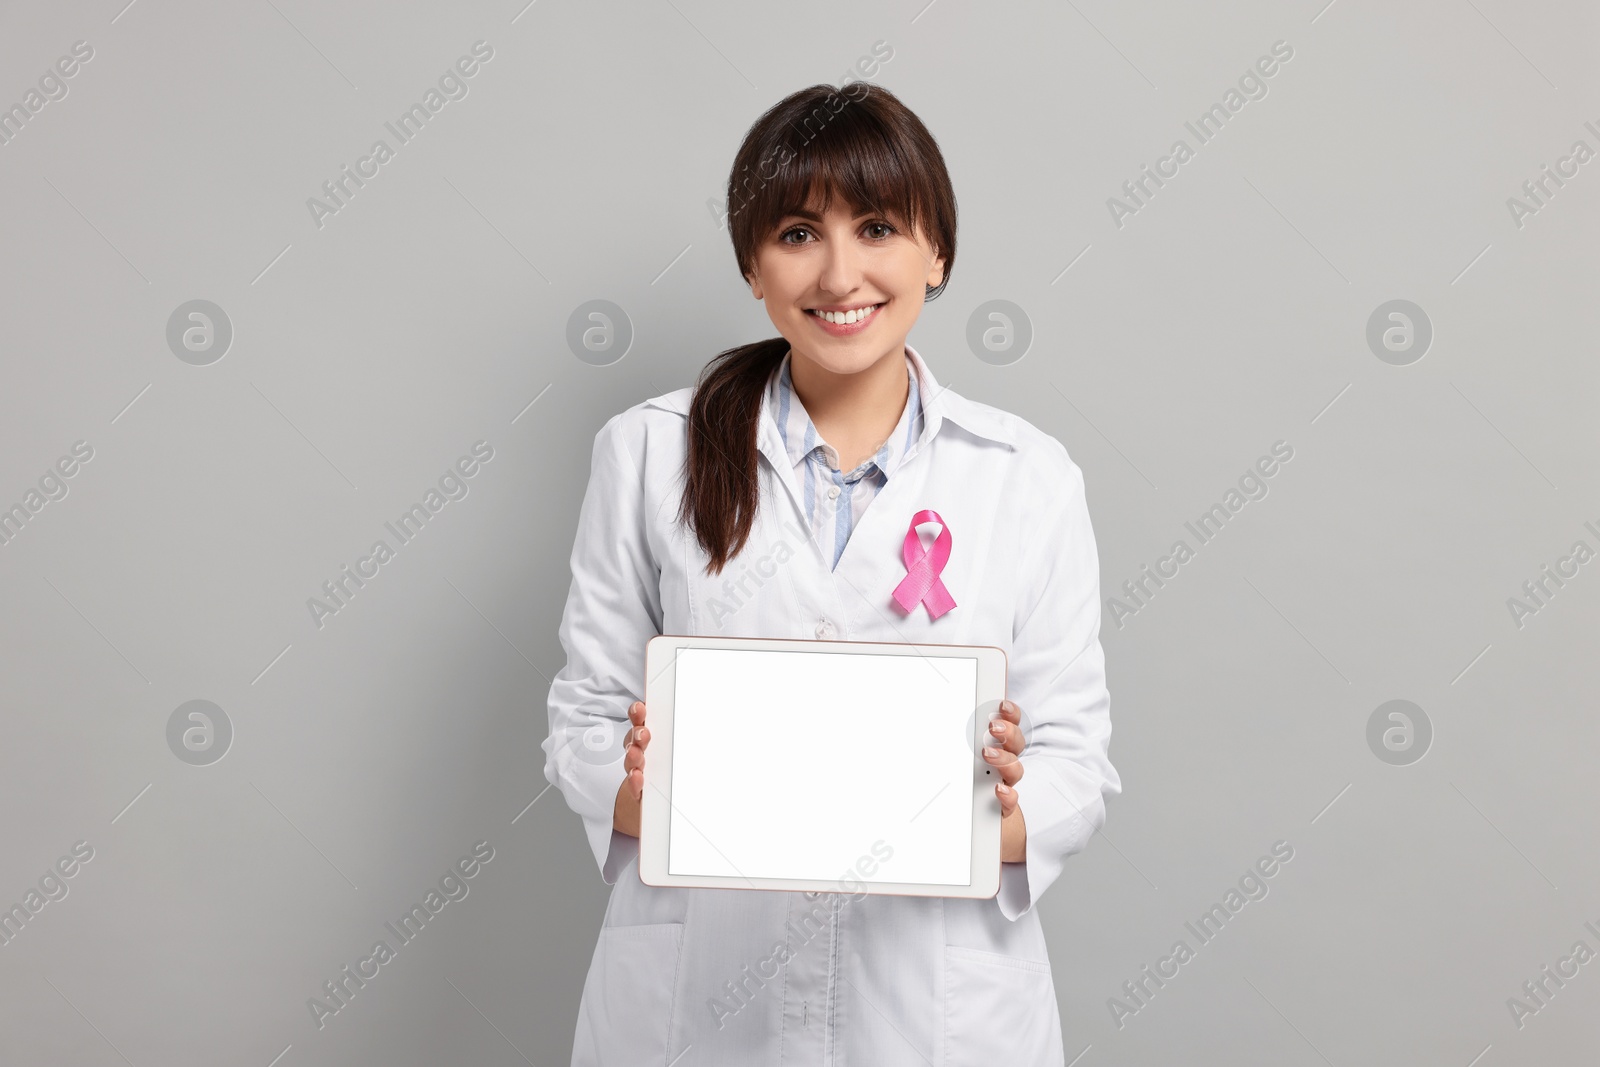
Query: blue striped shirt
765,347,927,570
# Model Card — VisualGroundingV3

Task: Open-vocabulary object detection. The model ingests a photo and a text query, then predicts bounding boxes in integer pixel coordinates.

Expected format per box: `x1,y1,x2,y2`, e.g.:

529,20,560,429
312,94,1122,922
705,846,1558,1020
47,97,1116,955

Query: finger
988,717,1024,756
982,744,1024,786
624,742,645,774
628,724,650,750
995,782,1018,817
997,758,1023,787
981,741,1016,768
627,767,643,800
629,701,646,726
997,701,1026,752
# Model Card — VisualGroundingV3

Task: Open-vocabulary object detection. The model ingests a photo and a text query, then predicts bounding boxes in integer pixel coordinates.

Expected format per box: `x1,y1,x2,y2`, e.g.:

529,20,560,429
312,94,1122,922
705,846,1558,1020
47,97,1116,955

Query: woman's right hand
612,701,649,837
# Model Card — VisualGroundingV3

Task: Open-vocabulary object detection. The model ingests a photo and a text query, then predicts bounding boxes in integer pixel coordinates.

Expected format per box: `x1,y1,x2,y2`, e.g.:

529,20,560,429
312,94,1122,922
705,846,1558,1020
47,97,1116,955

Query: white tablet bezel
638,633,1007,899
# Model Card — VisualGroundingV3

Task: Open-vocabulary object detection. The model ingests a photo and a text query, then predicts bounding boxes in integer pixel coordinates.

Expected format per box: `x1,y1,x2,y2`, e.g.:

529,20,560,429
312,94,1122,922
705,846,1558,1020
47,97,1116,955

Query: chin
795,347,902,379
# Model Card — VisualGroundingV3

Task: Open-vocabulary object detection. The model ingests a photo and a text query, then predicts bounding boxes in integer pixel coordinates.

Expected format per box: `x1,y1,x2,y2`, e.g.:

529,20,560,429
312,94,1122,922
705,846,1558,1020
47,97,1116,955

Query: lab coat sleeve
995,444,1122,921
543,411,661,884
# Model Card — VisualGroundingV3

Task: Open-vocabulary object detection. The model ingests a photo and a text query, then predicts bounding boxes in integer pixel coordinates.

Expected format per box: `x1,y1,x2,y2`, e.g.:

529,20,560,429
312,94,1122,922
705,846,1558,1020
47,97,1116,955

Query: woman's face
746,197,945,377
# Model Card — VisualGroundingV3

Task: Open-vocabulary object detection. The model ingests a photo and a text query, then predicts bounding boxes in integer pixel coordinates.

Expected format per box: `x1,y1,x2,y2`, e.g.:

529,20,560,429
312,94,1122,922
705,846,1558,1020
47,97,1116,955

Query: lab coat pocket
571,922,686,1067
943,945,1061,1067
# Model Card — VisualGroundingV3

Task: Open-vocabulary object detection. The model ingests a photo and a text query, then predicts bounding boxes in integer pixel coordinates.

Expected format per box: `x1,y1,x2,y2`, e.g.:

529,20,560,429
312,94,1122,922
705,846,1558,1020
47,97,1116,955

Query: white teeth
813,304,880,324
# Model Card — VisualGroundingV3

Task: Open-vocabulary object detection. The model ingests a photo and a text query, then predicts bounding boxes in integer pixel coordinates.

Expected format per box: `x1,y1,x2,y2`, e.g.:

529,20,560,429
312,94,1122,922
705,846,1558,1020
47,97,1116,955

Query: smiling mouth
806,302,884,326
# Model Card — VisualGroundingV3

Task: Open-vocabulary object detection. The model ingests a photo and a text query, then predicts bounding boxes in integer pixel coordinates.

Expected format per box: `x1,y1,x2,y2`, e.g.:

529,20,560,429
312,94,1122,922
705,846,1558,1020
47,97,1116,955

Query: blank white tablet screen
667,647,978,886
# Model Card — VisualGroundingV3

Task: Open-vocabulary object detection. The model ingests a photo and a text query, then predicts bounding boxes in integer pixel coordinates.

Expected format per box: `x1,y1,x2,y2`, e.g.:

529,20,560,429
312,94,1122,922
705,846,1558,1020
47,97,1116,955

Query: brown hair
678,82,958,574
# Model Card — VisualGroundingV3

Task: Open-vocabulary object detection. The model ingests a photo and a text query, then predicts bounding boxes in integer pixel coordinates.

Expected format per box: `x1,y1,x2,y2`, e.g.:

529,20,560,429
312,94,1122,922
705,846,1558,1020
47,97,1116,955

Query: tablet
639,634,1007,899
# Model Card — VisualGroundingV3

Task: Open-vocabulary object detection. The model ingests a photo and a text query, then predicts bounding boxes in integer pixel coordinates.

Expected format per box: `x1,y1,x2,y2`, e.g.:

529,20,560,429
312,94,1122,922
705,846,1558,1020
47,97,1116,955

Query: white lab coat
544,344,1121,1066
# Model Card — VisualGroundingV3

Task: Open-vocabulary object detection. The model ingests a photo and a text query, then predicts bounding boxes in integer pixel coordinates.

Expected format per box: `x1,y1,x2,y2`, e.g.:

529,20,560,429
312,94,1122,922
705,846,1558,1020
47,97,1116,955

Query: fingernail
998,784,1011,795
990,721,1005,735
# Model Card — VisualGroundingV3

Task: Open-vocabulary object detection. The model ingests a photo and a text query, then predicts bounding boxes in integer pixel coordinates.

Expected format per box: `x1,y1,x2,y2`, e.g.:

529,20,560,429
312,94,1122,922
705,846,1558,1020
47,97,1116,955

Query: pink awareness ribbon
891,509,956,619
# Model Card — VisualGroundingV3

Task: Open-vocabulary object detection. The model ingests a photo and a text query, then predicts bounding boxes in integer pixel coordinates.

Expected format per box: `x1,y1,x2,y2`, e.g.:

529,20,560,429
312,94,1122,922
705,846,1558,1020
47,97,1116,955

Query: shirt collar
758,343,1017,460
900,342,1018,451
765,347,926,479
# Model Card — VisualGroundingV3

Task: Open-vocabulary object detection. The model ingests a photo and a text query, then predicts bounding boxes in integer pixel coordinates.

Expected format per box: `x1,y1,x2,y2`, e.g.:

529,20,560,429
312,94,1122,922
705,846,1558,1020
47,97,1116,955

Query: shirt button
815,618,835,639
827,485,841,500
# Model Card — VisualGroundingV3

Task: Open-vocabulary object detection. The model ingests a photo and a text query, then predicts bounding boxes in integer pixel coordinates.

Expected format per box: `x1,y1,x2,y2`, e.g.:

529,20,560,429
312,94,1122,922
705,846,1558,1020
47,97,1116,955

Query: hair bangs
755,116,933,245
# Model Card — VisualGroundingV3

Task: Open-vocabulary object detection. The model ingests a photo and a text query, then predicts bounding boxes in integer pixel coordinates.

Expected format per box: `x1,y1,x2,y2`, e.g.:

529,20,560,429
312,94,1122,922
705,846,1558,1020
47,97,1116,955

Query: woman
544,82,1121,1065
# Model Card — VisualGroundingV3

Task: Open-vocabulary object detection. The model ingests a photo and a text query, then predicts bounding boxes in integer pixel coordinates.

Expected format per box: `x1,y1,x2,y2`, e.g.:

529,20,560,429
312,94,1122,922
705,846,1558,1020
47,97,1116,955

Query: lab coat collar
642,343,1019,471
902,343,1019,452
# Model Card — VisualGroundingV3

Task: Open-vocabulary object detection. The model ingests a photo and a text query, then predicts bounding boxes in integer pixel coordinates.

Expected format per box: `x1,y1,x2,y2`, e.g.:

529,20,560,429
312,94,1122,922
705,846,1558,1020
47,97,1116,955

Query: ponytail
677,338,790,575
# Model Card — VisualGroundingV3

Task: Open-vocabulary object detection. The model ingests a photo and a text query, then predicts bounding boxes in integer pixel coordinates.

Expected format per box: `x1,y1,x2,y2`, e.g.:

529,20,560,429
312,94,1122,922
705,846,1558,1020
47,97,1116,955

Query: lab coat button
815,619,834,638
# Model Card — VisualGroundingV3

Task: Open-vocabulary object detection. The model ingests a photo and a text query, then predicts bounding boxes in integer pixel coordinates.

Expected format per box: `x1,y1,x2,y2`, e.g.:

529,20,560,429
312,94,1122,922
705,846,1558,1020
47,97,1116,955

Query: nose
817,229,865,297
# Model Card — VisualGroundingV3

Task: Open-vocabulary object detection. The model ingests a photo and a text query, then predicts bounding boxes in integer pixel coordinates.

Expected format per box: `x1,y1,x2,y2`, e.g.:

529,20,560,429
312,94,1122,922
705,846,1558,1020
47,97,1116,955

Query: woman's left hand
984,700,1028,863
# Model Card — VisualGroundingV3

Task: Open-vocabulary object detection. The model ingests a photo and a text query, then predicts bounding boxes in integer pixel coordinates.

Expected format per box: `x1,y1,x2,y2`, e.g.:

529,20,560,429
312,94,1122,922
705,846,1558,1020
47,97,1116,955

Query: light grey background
1,0,1595,1064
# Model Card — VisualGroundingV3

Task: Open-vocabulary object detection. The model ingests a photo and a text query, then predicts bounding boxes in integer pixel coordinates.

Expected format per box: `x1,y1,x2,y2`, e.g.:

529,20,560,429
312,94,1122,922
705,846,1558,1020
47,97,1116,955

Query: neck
788,346,910,470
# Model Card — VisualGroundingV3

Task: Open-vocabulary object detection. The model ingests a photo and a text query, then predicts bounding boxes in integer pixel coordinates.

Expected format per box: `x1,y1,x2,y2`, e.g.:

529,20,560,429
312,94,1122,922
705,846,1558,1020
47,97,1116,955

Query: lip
806,302,884,337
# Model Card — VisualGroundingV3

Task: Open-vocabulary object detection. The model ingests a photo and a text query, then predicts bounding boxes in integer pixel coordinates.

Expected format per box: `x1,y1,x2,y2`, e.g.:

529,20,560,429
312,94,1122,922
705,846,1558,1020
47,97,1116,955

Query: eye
775,219,898,244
